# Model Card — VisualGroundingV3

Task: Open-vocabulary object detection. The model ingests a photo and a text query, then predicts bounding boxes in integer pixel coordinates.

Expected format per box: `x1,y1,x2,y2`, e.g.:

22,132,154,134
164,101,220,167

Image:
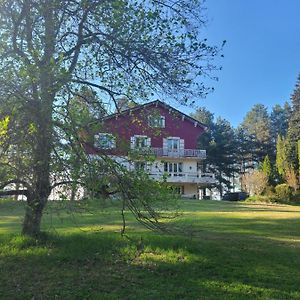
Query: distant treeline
191,74,300,197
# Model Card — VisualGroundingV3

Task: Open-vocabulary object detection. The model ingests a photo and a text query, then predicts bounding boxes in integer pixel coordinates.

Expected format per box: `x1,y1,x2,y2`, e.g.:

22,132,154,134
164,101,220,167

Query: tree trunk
21,5,56,237
22,199,46,236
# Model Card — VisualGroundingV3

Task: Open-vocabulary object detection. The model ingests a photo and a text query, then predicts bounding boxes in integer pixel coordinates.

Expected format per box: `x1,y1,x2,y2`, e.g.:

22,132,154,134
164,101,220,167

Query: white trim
95,133,116,149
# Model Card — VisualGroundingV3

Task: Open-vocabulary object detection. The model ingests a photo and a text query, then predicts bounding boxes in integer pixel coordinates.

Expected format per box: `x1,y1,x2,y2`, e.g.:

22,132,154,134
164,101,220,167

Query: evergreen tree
235,126,256,172
209,118,237,196
270,102,291,147
261,155,272,185
286,74,300,172
192,110,237,197
276,135,288,178
240,104,272,163
191,107,214,151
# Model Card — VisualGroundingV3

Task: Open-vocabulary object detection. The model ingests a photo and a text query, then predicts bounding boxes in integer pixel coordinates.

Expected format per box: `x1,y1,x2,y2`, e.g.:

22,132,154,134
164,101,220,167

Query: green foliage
192,108,237,196
261,155,272,184
286,74,300,171
270,102,291,141
245,195,276,203
275,184,293,202
298,140,300,176
191,107,214,150
276,135,288,177
0,0,222,235
240,104,272,163
0,115,9,139
291,190,300,202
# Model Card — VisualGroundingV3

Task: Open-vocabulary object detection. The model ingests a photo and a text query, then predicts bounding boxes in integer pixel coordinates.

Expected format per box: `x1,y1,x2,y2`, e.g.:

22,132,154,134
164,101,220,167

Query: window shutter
163,138,167,155
147,137,151,147
163,138,167,148
111,137,116,149
180,139,184,150
130,136,135,149
94,134,99,147
161,116,165,128
179,139,185,156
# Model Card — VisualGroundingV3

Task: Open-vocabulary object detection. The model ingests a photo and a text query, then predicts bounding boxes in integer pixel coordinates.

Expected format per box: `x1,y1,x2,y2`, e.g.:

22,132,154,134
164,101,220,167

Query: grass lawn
1,199,300,299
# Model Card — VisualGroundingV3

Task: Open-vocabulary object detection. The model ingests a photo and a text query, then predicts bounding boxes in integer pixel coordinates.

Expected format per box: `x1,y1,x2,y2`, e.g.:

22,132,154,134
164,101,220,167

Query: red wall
86,103,205,155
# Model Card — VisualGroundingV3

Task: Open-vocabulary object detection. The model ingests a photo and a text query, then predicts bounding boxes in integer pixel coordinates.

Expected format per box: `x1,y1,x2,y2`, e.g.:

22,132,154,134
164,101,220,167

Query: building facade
84,100,215,198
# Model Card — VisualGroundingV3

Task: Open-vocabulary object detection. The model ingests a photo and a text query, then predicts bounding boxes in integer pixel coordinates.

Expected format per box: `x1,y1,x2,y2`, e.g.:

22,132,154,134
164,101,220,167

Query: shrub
245,195,277,203
263,185,275,196
275,184,293,202
291,190,300,202
241,170,268,195
285,168,299,192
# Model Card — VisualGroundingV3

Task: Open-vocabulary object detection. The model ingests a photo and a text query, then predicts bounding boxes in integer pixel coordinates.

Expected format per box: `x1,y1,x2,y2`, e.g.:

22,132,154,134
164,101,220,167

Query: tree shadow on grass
1,224,300,300
1,199,300,299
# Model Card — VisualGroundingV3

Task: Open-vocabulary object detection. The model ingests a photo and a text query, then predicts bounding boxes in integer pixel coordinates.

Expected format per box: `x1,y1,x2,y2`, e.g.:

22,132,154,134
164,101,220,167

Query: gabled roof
101,100,208,130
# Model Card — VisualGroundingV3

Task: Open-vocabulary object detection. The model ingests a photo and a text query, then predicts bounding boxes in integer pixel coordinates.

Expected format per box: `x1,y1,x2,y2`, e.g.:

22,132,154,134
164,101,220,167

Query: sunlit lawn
1,199,300,299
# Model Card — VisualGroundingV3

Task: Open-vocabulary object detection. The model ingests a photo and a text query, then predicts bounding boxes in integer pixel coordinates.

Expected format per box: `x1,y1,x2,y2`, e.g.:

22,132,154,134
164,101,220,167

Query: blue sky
183,0,300,127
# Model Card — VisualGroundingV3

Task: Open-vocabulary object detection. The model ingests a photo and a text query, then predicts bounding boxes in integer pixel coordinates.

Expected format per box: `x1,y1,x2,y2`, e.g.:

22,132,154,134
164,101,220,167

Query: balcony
149,172,215,185
133,147,206,159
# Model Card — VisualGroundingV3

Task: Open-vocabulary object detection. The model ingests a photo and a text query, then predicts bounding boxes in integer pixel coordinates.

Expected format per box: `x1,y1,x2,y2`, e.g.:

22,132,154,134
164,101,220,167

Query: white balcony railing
146,148,206,159
149,172,215,184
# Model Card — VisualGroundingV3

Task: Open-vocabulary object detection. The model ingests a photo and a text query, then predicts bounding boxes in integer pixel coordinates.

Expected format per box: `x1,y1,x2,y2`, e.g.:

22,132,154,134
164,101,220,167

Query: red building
85,100,215,198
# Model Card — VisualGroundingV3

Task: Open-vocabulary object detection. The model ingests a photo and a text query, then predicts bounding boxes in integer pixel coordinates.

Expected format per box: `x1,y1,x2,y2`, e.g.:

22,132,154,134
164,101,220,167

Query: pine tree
191,107,214,152
286,74,300,171
235,126,257,172
240,104,272,163
207,118,238,197
298,140,300,176
270,102,291,150
192,109,237,197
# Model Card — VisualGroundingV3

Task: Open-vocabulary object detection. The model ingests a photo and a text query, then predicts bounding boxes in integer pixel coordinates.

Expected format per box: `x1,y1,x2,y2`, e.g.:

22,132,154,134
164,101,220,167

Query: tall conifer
286,74,300,171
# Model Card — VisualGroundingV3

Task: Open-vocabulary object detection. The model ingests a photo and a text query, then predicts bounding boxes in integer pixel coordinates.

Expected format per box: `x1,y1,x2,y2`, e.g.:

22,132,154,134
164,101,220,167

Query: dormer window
148,115,165,128
95,133,116,149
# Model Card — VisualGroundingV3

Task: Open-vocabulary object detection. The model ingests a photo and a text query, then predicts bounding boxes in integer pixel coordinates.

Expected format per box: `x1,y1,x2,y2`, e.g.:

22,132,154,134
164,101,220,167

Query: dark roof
101,100,208,130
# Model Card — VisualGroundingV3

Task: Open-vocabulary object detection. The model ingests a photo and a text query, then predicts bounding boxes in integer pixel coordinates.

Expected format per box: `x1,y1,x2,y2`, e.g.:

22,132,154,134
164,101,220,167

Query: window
95,133,116,149
173,186,184,194
134,161,146,171
135,136,147,148
131,135,151,149
148,115,165,128
164,162,183,175
167,138,179,151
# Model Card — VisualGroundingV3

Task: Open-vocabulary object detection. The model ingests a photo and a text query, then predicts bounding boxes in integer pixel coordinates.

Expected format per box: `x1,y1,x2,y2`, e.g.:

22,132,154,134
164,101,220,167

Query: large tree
270,102,291,149
0,0,220,236
208,117,237,197
240,104,272,163
286,74,300,173
192,108,236,197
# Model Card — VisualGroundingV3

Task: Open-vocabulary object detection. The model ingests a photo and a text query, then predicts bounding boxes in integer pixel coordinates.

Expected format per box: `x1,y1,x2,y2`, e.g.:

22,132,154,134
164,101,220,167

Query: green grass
1,199,300,299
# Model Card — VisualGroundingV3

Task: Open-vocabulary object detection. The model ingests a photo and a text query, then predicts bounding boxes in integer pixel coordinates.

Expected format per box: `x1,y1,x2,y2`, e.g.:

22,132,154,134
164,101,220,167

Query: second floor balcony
149,171,215,185
131,147,206,159
151,148,206,159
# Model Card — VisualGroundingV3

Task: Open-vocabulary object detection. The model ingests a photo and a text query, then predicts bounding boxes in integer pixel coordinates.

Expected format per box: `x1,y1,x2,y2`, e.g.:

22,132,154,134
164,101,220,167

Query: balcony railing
149,172,215,184
135,147,206,159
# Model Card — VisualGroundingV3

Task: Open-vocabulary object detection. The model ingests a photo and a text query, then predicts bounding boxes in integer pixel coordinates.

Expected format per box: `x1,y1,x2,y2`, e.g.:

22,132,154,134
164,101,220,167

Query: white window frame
164,162,183,175
167,137,180,151
95,133,116,149
148,115,165,128
131,135,151,149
